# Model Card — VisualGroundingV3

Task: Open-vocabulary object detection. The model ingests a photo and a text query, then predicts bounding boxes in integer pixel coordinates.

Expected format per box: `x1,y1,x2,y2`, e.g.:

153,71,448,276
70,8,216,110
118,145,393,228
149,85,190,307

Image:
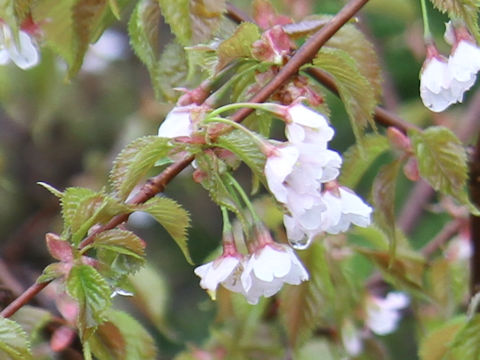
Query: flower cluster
0,20,40,69
194,226,308,305
265,103,372,248
420,22,480,112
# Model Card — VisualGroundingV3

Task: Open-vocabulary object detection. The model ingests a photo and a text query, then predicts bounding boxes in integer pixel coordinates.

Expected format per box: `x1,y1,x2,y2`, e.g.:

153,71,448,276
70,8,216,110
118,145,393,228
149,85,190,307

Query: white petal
194,256,240,291
6,30,39,69
449,41,480,82
158,106,194,138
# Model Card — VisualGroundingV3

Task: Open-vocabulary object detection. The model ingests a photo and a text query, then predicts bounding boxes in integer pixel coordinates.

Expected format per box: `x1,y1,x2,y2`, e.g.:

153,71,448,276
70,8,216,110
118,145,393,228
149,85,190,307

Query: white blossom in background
284,103,334,145
82,29,127,73
420,22,480,112
241,240,309,305
365,292,410,335
341,321,364,357
0,22,39,69
158,105,201,138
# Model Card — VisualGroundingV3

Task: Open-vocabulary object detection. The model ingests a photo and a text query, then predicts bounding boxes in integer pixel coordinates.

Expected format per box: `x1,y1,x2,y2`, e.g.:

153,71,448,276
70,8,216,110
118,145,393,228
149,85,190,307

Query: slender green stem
207,102,274,119
225,172,261,223
204,116,266,148
221,206,232,234
420,0,432,40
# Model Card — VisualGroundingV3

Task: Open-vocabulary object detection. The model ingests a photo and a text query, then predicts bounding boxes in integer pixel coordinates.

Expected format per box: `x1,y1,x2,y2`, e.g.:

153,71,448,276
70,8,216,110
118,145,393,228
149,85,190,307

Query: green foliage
89,310,157,360
157,0,191,45
313,47,377,145
280,242,334,348
410,127,476,213
109,136,172,201
372,159,401,249
190,0,227,44
67,264,112,340
448,315,480,359
216,129,266,180
216,22,261,71
339,133,389,188
195,152,250,230
0,0,18,30
419,316,464,360
429,0,480,41
0,318,32,359
140,196,192,264
325,22,383,101
155,42,190,101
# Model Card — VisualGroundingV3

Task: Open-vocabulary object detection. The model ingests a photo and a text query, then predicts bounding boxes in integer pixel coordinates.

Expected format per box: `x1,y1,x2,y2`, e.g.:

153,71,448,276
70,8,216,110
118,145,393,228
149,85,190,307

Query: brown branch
470,132,480,295
1,0,371,319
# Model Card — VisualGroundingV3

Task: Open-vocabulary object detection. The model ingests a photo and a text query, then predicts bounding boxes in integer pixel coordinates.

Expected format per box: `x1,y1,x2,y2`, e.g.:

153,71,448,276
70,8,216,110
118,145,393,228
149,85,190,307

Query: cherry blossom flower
0,22,39,69
158,105,202,138
365,292,410,335
240,228,309,305
194,241,244,296
284,103,334,145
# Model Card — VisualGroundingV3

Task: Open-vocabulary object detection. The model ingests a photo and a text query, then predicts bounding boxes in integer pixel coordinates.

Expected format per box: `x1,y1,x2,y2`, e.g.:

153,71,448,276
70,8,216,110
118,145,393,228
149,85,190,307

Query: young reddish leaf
50,325,76,352
216,22,261,72
109,136,172,201
139,196,192,264
339,133,389,189
0,317,32,359
46,233,74,262
66,265,112,340
410,127,477,213
253,0,292,29
89,310,157,360
372,159,401,249
313,47,377,145
419,316,464,360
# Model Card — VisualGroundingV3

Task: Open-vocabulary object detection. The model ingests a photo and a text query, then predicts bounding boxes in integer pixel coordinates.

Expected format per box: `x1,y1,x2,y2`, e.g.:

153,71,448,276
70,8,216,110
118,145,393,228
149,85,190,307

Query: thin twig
1,0,372,319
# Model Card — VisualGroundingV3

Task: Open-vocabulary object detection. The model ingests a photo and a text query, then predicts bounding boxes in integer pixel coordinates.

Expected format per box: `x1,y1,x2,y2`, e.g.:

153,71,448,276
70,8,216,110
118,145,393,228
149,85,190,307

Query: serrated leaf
0,317,32,359
89,310,157,360
216,22,261,71
410,127,477,213
154,41,189,101
94,229,145,257
194,152,250,231
280,242,333,348
62,187,98,230
430,0,480,42
419,316,465,360
67,265,112,340
110,136,171,201
447,315,480,359
339,133,389,188
325,23,383,101
313,47,377,145
216,129,266,179
372,159,401,252
140,196,192,264
128,0,161,69
157,0,191,45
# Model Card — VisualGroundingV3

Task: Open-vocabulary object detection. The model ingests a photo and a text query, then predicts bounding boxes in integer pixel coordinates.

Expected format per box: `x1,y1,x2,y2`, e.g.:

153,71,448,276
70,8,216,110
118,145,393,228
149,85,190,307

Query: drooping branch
1,0,372,319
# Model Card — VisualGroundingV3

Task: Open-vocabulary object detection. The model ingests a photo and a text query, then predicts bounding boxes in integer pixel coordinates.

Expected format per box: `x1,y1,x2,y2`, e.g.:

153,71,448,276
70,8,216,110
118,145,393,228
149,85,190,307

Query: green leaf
194,152,250,230
216,22,261,71
448,315,480,359
89,310,157,360
0,318,32,359
313,47,377,145
62,187,99,231
419,316,465,360
157,0,191,45
128,0,161,68
325,22,383,101
140,196,192,264
410,127,477,213
339,133,389,188
0,0,18,30
109,136,171,201
67,265,112,340
372,159,402,252
11,306,52,342
37,262,66,283
429,0,480,42
216,129,266,180
154,41,189,101
280,242,334,348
